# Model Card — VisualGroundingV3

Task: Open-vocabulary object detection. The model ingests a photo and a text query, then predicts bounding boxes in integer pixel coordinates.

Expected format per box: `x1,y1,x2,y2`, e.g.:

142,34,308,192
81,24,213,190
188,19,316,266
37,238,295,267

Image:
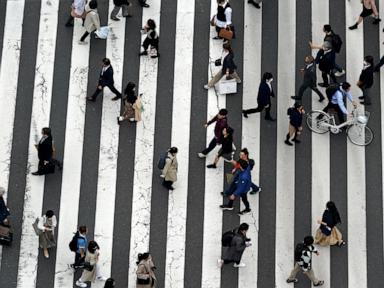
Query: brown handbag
219,27,233,40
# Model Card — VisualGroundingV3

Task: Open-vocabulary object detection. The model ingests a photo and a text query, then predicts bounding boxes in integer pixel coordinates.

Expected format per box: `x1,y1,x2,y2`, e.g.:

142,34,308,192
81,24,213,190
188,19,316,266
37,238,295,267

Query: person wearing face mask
357,55,374,105
291,56,324,102
242,72,275,121
213,0,234,40
204,43,241,89
315,41,336,88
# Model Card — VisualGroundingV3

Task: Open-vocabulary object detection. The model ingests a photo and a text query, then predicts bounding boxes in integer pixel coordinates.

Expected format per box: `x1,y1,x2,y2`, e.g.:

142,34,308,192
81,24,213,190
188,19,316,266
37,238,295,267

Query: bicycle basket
354,110,370,125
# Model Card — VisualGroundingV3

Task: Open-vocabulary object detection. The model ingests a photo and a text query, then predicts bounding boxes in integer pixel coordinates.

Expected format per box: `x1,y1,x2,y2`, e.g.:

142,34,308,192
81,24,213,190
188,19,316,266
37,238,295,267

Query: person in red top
198,109,228,158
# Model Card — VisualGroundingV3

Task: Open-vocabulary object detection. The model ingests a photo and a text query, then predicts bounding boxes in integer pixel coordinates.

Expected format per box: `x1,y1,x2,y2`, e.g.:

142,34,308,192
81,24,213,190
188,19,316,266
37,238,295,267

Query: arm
224,7,232,26
161,158,171,177
93,13,101,30
370,0,379,17
336,92,348,114
37,217,46,231
206,115,218,127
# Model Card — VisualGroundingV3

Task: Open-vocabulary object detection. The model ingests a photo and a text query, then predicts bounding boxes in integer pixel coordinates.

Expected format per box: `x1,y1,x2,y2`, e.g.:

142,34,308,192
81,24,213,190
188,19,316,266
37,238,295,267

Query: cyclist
322,82,357,124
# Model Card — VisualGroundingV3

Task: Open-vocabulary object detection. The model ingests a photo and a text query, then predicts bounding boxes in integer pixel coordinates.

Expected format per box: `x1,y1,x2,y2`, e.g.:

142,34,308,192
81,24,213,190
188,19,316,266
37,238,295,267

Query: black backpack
287,107,295,116
157,151,169,170
294,243,305,262
325,83,340,101
69,231,84,252
331,34,343,53
221,229,236,247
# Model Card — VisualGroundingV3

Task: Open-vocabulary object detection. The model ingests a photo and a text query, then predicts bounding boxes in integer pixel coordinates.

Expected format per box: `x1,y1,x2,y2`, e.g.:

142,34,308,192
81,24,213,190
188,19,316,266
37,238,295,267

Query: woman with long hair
314,201,346,247
136,252,157,287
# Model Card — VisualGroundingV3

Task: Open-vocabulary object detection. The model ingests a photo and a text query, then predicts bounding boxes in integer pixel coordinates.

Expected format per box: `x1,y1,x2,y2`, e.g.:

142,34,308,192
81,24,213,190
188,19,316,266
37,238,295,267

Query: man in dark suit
357,55,374,105
87,58,122,102
291,56,324,102
32,127,53,176
315,41,336,88
242,72,275,121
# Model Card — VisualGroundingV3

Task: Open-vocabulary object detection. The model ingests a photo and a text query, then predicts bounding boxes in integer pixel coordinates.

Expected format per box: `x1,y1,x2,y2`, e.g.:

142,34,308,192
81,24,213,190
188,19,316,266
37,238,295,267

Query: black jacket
37,136,53,162
358,66,374,89
302,63,317,87
315,49,335,72
98,66,115,87
220,134,234,154
0,196,10,224
289,109,303,128
222,52,237,75
257,81,274,106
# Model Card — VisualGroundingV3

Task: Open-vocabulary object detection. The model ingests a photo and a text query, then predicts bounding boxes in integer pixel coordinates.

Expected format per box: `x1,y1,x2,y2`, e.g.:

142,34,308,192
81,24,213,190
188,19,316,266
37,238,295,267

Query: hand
245,241,252,247
98,85,102,90
44,160,49,165
160,174,165,178
204,124,208,128
308,41,313,48
352,100,358,107
229,194,235,200
317,219,322,224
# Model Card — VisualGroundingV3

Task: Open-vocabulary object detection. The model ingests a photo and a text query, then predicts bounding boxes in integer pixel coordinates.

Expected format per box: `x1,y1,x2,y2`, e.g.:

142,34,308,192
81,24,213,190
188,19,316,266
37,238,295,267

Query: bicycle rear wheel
347,124,374,146
306,111,330,134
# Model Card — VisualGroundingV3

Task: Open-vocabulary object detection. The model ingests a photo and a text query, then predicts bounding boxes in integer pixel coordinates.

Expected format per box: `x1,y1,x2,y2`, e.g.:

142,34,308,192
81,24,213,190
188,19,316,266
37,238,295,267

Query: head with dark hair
147,19,156,30
323,24,332,33
222,42,233,54
89,0,98,10
341,82,351,91
124,82,136,94
364,55,374,66
326,201,341,224
240,148,249,156
87,240,100,253
136,252,150,264
304,55,314,64
79,225,87,234
42,127,51,137
45,210,54,218
238,223,249,233
104,278,115,288
303,235,314,246
294,102,304,110
262,72,273,82
238,159,248,170
102,58,111,66
218,108,228,116
169,147,178,155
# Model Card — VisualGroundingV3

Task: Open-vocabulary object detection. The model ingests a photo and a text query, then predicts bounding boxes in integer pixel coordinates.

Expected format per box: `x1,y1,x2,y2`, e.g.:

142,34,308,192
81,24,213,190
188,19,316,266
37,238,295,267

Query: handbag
32,218,43,236
137,277,151,285
214,58,221,66
83,262,94,271
219,27,233,40
210,14,216,26
95,26,110,39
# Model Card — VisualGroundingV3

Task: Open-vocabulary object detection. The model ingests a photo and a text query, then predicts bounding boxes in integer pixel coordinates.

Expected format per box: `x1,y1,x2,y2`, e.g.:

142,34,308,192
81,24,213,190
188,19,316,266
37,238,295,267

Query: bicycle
306,108,374,146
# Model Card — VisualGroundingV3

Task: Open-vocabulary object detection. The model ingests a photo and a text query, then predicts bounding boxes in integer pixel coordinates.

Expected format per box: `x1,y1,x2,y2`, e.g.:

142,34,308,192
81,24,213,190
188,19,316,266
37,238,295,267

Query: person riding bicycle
322,82,357,124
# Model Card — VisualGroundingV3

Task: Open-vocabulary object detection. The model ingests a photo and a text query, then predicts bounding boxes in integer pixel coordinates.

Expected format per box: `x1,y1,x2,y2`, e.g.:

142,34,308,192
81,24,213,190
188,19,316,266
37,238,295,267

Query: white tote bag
95,26,110,39
216,78,237,95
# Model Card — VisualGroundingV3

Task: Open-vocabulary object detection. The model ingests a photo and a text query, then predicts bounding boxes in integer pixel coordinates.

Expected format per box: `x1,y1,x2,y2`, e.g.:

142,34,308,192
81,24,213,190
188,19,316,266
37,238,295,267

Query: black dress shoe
110,17,120,21
32,171,41,176
318,83,329,88
117,117,121,125
319,96,325,102
111,96,121,101
242,110,248,118
87,97,95,102
139,51,148,56
360,101,371,105
142,3,149,7
358,96,365,100
349,23,358,30
291,96,301,100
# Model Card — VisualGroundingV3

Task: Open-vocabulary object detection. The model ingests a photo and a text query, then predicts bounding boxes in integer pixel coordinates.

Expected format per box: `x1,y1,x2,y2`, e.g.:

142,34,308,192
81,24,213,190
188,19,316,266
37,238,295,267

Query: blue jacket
233,166,252,197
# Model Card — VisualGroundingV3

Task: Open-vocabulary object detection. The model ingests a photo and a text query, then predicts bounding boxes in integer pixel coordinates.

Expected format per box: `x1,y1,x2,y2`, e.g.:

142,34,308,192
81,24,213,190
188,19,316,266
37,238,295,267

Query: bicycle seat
357,115,368,124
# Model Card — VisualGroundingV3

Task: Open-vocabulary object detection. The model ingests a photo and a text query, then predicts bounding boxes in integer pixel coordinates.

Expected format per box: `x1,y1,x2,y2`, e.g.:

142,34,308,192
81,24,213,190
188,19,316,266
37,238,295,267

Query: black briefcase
0,225,13,246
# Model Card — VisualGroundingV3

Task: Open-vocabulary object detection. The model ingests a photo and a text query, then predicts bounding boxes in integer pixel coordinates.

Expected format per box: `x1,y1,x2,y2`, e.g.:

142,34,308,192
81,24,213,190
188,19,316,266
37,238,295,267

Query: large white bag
216,78,237,95
95,26,110,39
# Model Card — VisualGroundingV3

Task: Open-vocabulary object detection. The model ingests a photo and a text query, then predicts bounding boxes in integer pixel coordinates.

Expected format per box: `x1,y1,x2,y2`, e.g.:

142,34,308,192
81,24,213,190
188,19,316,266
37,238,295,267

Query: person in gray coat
291,56,324,102
218,223,251,268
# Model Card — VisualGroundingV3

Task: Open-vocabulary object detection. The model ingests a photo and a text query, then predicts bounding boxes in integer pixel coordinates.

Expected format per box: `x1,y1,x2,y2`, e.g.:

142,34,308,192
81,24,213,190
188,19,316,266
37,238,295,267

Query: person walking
285,103,304,146
315,41,336,88
32,127,54,176
220,159,252,215
139,19,159,58
79,0,100,44
247,0,261,9
0,187,10,226
291,56,325,102
198,109,228,158
218,223,251,268
212,0,233,40
322,82,357,124
136,253,157,288
314,201,346,247
160,147,178,191
357,55,374,105
76,241,107,287
110,0,132,21
37,210,57,259
71,225,88,269
104,278,116,288
309,24,345,77
349,0,381,30
87,58,122,102
137,0,149,8
207,127,235,169
117,82,142,124
286,235,324,286
242,72,275,121
65,0,86,27
204,43,241,89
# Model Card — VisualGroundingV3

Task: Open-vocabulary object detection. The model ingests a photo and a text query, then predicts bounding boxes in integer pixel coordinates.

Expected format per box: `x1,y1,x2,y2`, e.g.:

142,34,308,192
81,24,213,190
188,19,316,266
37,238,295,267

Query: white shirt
72,0,86,16
216,3,232,28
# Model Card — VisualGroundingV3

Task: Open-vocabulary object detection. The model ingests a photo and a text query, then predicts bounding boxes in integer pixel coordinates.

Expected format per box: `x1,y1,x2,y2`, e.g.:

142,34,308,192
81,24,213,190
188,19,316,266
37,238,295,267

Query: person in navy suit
242,72,275,121
87,58,122,102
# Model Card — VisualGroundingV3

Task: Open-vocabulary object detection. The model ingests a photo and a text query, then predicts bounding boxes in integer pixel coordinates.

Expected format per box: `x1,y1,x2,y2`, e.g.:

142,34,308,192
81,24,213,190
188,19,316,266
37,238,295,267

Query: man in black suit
357,55,374,105
315,41,336,88
242,72,275,121
138,0,149,8
32,127,53,176
291,56,324,102
87,58,122,102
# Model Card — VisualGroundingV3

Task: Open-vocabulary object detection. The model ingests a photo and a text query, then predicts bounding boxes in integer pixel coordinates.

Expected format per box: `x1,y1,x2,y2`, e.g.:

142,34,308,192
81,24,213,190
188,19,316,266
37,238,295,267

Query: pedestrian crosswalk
0,0,383,287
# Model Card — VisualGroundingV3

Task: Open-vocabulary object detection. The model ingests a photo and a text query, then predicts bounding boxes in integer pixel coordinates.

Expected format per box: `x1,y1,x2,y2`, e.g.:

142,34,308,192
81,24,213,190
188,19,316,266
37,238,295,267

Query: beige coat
133,97,142,122
84,5,100,33
79,250,99,282
162,153,178,182
136,258,157,288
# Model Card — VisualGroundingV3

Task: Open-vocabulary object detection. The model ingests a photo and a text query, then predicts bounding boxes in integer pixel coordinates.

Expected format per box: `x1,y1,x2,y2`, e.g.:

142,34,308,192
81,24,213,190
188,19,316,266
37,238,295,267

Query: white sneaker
217,259,224,268
197,153,206,158
76,280,87,287
233,262,246,268
203,84,210,90
334,70,345,77
97,276,107,281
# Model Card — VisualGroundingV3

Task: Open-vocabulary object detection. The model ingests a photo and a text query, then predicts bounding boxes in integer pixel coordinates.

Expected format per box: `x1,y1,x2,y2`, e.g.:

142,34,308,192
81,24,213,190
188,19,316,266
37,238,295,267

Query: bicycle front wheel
306,111,330,134
347,124,374,146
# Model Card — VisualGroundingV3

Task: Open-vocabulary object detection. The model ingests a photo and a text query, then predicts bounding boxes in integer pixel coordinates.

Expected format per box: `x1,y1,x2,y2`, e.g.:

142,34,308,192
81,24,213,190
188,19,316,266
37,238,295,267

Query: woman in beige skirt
314,201,346,247
117,82,142,124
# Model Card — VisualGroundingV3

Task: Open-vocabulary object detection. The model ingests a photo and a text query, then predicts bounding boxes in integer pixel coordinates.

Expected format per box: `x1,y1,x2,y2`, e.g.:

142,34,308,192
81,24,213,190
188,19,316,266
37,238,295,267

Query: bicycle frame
317,108,363,133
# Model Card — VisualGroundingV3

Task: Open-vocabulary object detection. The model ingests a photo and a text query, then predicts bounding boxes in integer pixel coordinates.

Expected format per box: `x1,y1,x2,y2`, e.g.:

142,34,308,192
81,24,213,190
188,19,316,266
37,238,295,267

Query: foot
151,54,159,59
142,3,150,7
318,96,325,102
238,209,251,216
360,101,371,105
110,16,120,21
285,139,293,146
117,117,121,125
349,23,358,30
373,18,381,24
236,80,242,84
76,281,87,288
213,36,223,40
111,96,121,101
203,84,209,90
358,96,365,100
314,280,324,286
250,187,262,195
292,138,301,143
291,96,301,100
220,205,234,211
217,259,224,268
87,97,95,102
334,70,345,77
207,164,217,169
233,262,246,268
139,50,148,56
338,240,346,247
318,83,329,88
96,276,107,281
265,116,275,121
32,171,41,176
286,278,298,283
242,110,249,118
43,249,49,259
197,153,206,158
78,40,87,45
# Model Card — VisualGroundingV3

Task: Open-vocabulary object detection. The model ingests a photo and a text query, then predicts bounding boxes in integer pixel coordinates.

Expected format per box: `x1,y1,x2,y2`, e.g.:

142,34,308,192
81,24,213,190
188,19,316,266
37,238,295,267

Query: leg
142,37,151,51
107,84,122,98
201,137,218,155
334,62,343,73
121,4,130,17
329,71,337,84
226,199,234,208
336,107,345,124
90,86,103,100
110,5,121,19
264,105,274,120
240,194,250,210
297,83,309,99
207,71,224,88
230,71,242,83
310,86,325,101
80,31,90,42
250,182,259,192
304,269,320,285
321,71,329,86
287,263,301,281
362,87,371,105
243,105,264,115
65,15,74,27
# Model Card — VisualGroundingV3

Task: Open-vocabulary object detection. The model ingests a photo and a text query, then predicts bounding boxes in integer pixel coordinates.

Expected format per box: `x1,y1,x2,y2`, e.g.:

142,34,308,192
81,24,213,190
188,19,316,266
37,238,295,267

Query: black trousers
297,83,324,99
227,193,250,210
162,180,173,189
142,37,159,51
80,31,90,42
321,70,337,86
243,105,272,119
323,102,345,124
91,84,122,100
201,137,218,155
74,252,85,268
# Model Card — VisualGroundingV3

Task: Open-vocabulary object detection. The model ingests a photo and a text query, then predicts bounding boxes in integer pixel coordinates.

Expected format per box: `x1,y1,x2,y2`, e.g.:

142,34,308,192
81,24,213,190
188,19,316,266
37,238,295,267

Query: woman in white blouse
37,210,57,258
